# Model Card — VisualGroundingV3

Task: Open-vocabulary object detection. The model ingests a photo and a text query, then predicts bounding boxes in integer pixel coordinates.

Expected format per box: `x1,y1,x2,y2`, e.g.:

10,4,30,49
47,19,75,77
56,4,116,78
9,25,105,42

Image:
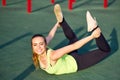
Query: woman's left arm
51,35,94,60
46,22,60,45
50,28,101,60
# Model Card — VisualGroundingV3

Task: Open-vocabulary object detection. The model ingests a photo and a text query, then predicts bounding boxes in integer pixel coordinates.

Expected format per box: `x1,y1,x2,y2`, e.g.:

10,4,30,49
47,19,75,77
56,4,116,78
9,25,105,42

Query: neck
38,48,48,59
39,49,47,58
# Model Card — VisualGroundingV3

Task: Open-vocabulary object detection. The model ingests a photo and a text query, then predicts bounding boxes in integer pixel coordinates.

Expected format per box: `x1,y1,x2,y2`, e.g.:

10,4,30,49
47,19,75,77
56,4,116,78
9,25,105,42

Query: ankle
91,26,99,32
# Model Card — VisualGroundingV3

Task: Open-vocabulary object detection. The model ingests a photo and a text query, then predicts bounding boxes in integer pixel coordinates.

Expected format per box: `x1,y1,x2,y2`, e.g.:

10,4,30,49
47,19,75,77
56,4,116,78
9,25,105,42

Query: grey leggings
60,18,111,71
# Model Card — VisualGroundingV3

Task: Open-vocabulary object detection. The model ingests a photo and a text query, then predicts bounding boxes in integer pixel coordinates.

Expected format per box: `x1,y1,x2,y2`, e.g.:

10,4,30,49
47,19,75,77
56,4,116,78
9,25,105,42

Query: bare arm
51,28,101,60
46,22,60,45
51,35,94,60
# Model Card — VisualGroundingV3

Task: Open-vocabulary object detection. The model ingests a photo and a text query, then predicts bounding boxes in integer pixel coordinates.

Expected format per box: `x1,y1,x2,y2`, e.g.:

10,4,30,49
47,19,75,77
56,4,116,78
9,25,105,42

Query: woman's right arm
46,22,60,45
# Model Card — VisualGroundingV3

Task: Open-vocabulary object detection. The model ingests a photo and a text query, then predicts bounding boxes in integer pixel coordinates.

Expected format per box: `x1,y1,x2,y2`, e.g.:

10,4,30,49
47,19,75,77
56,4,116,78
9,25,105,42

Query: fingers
56,21,61,28
92,28,101,38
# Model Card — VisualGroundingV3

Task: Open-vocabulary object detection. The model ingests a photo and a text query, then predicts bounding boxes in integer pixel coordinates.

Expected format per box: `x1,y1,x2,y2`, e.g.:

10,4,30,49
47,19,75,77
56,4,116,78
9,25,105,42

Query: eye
39,42,44,45
32,43,37,46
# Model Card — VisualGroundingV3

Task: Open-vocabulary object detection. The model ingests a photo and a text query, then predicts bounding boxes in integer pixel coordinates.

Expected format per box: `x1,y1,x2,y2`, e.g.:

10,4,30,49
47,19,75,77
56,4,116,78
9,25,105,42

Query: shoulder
46,47,54,55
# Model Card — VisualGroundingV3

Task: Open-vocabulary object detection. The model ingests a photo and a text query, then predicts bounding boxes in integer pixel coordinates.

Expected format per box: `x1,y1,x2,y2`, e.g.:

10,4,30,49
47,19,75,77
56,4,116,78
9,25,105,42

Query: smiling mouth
38,49,42,52
37,49,43,54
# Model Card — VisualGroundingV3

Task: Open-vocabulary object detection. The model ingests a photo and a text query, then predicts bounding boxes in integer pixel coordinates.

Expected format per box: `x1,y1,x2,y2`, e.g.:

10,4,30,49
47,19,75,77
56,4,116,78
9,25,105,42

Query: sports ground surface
0,0,120,80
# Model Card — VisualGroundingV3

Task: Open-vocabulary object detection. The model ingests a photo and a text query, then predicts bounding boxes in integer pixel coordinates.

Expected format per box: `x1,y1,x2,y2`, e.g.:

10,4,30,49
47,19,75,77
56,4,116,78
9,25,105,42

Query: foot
54,4,63,23
86,11,97,32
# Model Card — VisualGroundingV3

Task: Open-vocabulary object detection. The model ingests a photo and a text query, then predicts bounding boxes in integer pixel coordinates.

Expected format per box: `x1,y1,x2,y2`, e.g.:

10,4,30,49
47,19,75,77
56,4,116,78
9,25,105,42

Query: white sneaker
54,4,63,23
86,11,97,32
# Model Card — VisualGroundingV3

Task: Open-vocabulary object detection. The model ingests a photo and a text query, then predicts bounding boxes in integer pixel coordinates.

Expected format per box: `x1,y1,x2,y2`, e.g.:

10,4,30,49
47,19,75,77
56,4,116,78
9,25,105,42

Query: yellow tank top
41,48,78,75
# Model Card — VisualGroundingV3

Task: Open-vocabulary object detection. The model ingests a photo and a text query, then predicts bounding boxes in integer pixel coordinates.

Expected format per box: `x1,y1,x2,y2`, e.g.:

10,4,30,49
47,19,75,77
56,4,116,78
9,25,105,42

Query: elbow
105,46,111,53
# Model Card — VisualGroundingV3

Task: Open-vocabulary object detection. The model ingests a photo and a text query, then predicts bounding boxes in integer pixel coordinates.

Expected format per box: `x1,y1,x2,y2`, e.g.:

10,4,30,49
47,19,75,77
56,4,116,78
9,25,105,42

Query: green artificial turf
0,0,120,80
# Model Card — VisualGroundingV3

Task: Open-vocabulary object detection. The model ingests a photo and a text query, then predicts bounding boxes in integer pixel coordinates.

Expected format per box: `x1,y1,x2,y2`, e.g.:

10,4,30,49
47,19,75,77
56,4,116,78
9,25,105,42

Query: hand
55,21,61,28
91,27,101,38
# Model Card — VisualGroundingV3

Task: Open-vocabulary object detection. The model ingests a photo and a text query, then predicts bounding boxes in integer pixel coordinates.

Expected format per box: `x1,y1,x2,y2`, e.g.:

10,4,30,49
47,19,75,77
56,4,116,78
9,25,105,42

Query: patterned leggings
60,18,111,71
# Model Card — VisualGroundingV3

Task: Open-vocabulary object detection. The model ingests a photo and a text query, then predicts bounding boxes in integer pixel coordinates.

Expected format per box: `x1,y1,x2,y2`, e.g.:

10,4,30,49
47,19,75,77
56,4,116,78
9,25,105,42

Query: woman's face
32,36,47,55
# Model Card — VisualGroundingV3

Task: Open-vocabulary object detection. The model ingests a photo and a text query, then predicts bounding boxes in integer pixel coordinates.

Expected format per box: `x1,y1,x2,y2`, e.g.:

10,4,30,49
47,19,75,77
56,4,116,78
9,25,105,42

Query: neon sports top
41,48,78,75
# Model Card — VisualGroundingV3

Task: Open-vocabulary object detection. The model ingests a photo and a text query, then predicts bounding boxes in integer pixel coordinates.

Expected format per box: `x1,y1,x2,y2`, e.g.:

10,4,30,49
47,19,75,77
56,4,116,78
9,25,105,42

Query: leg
96,33,111,52
73,11,111,70
60,18,78,44
72,33,111,70
54,4,78,53
60,18,79,54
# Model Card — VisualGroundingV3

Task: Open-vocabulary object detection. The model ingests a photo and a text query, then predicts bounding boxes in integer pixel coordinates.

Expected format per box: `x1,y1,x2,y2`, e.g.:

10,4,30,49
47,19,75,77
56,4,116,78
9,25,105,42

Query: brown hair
31,34,47,69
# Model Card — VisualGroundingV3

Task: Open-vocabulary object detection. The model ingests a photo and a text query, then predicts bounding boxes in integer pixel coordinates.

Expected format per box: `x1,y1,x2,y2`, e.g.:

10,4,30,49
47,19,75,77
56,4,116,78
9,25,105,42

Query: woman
31,4,111,75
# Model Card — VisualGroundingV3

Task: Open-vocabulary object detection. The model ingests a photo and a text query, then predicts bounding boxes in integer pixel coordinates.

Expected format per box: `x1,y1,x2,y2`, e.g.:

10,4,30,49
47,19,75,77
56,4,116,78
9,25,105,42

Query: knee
103,46,111,53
